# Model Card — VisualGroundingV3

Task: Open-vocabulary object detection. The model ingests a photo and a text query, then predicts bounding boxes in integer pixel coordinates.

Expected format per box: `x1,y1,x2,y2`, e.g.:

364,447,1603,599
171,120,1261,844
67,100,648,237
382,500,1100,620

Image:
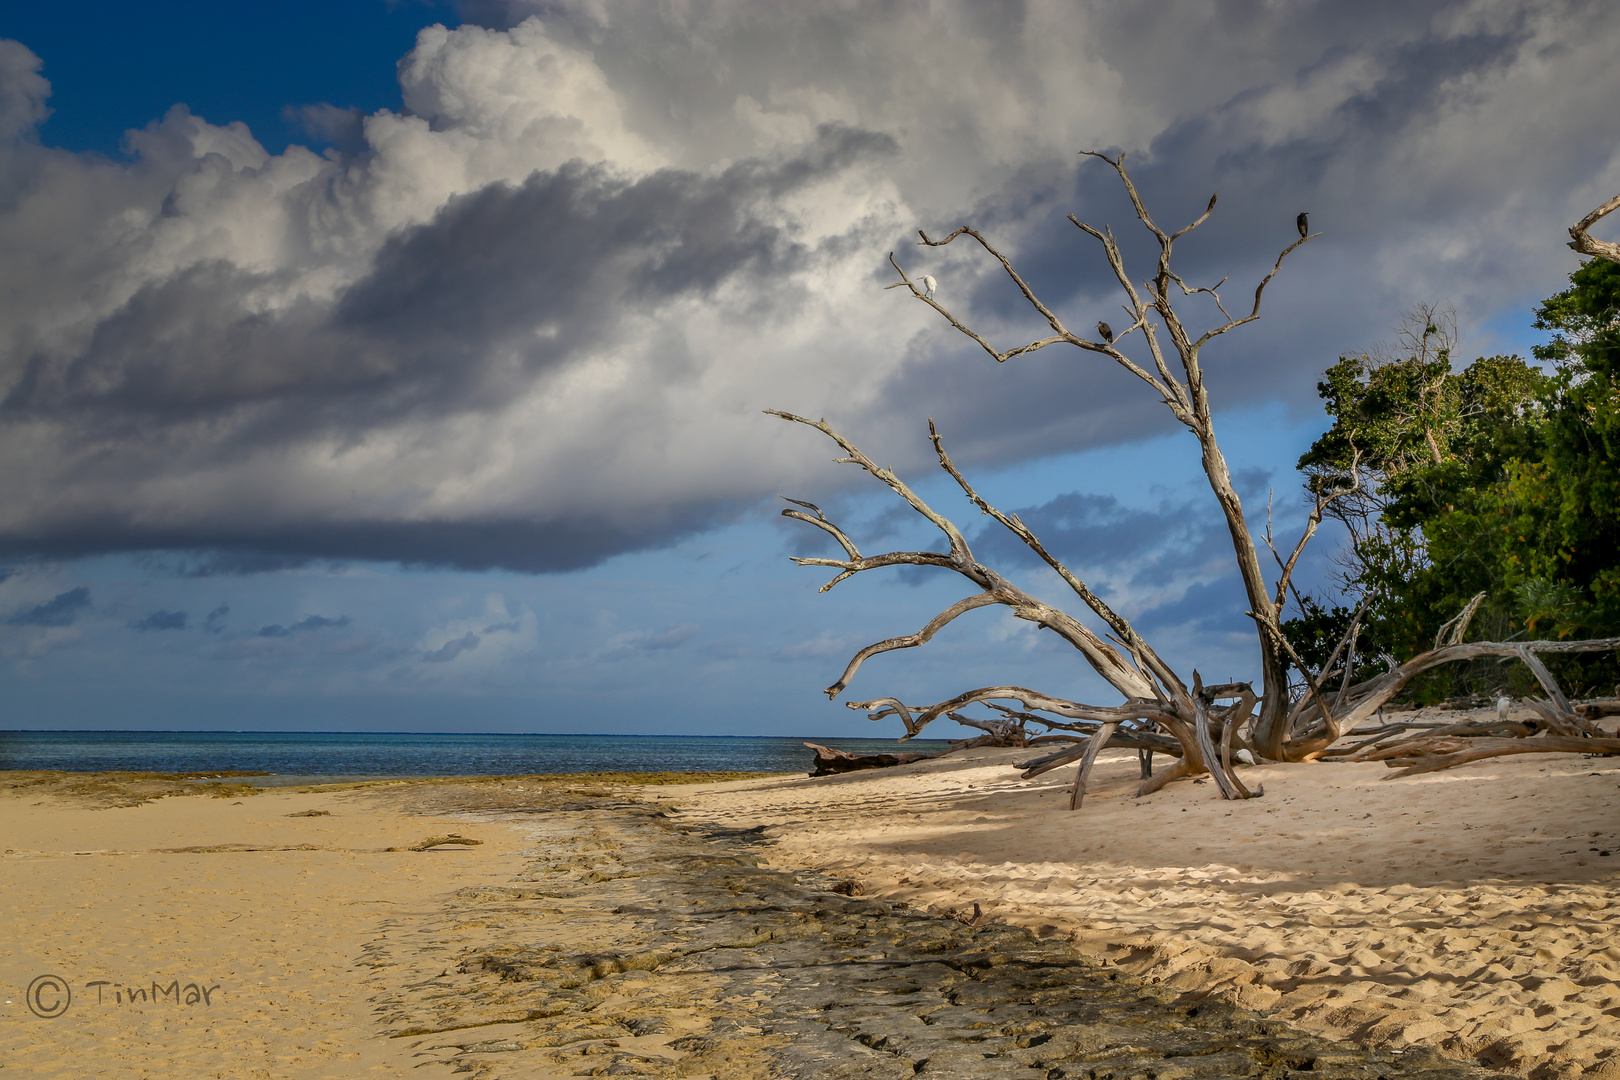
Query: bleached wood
1569,191,1620,263
774,153,1620,805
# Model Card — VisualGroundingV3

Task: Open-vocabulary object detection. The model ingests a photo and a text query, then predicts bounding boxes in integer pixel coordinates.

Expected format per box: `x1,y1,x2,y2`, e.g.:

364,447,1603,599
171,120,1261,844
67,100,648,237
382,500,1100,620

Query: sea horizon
0,729,952,783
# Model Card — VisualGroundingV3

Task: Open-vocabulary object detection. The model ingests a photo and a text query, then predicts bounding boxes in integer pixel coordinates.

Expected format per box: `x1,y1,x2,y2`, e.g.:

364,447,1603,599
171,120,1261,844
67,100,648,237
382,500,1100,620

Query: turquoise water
0,730,950,783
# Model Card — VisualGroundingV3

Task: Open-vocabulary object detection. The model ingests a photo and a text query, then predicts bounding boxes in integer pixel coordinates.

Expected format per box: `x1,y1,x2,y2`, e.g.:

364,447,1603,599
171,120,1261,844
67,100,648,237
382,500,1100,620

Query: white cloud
0,2,1615,577
411,593,539,673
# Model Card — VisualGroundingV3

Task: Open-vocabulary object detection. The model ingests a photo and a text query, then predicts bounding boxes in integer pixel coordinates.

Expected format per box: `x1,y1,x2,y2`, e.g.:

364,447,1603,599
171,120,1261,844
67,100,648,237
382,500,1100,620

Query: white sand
0,782,532,1079
658,742,1620,1080
5,745,1617,1079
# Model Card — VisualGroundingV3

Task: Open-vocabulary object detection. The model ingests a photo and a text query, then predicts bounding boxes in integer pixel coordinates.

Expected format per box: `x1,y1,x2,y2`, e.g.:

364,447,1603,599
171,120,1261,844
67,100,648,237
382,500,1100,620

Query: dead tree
772,152,1620,807
1570,191,1620,263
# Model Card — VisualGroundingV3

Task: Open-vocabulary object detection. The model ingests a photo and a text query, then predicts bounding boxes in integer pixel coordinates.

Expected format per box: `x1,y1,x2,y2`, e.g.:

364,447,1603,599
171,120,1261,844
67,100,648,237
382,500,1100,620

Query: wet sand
657,738,1620,1080
3,737,1616,1079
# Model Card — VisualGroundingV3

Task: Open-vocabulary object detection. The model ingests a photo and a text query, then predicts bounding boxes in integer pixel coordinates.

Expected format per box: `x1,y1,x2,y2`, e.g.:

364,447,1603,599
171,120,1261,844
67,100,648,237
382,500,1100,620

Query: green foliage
1529,258,1620,639
1288,264,1620,696
1278,595,1382,691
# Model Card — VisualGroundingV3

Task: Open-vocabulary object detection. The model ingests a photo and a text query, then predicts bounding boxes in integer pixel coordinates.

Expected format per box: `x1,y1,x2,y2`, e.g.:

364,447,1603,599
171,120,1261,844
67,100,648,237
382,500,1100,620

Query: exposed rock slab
355,790,1487,1080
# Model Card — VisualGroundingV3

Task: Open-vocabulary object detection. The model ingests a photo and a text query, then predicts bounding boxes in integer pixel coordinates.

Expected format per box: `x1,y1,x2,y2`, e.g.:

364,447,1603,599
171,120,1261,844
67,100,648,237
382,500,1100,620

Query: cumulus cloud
0,40,48,140
0,2,1616,574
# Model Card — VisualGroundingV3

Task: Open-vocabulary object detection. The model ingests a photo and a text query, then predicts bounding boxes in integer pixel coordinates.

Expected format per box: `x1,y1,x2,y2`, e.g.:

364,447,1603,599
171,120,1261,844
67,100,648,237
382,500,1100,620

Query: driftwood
1570,191,1620,264
1359,735,1620,779
1576,699,1620,721
774,152,1620,809
390,834,484,852
804,742,934,776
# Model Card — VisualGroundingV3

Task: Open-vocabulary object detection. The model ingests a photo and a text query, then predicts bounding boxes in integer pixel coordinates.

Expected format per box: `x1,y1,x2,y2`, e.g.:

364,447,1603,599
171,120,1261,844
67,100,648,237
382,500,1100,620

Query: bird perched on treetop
1096,321,1114,344
918,275,937,299
1296,211,1309,239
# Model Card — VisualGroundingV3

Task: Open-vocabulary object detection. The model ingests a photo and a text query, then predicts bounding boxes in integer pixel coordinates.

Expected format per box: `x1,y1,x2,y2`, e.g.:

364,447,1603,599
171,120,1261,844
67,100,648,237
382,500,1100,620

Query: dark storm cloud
0,3,1615,580
6,126,891,435
864,3,1620,471
6,585,89,627
0,123,894,571
130,609,186,631
0,505,746,575
203,603,229,633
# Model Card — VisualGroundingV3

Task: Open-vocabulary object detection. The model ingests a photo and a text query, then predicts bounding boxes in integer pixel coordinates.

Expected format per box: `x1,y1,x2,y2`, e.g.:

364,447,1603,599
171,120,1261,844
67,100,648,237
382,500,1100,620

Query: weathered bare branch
1267,450,1362,613
771,412,1164,702
767,410,973,559
1191,672,1248,799
886,251,1071,362
824,593,999,698
1327,638,1620,736
1378,735,1620,778
1329,599,1368,707
1069,721,1118,810
911,231,1074,348
849,686,1176,741
1434,591,1486,649
927,419,1189,703
1190,232,1316,350
1514,645,1574,718
1569,191,1620,263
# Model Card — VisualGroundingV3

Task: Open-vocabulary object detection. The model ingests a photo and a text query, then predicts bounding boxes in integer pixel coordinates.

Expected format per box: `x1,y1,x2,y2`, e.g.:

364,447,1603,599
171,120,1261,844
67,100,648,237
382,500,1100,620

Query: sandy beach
0,774,532,1078
655,736,1620,1080
2,732,1616,1079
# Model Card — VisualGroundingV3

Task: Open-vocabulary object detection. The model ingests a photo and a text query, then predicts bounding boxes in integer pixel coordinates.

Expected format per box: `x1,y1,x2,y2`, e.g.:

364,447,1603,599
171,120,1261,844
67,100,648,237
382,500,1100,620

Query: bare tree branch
1189,232,1316,349
926,419,1188,703
849,686,1176,740
1265,449,1362,613
1434,590,1486,649
1069,721,1118,810
823,593,1000,698
770,412,1160,702
886,251,1072,362
1569,191,1620,263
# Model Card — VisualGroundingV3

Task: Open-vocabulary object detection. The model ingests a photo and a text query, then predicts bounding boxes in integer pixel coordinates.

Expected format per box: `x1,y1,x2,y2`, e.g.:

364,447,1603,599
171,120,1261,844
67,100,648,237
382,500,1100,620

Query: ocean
0,730,952,784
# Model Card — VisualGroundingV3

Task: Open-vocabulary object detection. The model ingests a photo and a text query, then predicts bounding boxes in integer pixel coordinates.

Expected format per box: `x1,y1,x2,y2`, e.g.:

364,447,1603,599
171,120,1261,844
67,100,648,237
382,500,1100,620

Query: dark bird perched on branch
1296,211,1309,239
1096,321,1114,344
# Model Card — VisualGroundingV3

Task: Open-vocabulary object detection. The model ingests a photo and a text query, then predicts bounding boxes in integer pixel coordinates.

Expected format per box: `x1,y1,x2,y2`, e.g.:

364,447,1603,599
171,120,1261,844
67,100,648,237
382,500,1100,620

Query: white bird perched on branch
918,274,937,299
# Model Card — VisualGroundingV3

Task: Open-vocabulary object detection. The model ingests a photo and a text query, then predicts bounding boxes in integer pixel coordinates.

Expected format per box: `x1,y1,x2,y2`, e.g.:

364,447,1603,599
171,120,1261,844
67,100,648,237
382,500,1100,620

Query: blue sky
1,1,1616,735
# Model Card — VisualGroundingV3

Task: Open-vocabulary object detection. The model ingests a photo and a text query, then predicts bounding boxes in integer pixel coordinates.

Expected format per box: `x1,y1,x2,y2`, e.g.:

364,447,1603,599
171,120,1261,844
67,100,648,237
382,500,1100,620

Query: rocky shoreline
360,787,1489,1079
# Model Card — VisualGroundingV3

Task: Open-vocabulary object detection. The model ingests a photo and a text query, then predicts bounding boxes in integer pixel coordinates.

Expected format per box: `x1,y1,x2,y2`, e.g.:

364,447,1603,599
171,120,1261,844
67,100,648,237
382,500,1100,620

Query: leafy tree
1292,261,1620,697
1525,257,1620,641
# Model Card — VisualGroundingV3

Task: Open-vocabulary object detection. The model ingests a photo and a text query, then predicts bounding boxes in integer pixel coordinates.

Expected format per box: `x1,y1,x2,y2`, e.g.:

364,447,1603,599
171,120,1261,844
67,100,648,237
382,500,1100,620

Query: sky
1,0,1617,737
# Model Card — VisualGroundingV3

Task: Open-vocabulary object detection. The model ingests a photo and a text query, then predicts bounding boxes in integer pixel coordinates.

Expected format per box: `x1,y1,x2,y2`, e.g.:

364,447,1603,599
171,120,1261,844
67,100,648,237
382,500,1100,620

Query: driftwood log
774,152,1620,810
804,742,935,776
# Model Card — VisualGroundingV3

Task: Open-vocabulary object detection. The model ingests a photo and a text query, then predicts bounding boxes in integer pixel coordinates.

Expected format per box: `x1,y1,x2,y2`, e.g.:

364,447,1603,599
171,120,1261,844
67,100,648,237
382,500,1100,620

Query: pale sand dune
0,780,534,1079
656,741,1620,1080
